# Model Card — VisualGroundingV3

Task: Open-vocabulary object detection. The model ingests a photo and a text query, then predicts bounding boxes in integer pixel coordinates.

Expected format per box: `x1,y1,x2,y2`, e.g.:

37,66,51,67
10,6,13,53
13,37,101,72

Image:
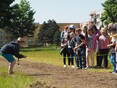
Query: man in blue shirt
0,37,26,74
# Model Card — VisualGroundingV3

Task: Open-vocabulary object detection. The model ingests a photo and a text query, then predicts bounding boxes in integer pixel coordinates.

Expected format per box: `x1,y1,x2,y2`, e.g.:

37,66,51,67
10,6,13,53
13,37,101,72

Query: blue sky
13,0,106,24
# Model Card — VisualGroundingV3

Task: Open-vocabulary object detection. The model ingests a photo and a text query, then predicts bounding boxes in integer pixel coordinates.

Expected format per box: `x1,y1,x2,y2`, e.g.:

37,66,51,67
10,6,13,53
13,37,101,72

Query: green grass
0,47,62,88
0,66,34,88
21,47,113,73
21,47,112,68
21,47,63,66
0,47,114,88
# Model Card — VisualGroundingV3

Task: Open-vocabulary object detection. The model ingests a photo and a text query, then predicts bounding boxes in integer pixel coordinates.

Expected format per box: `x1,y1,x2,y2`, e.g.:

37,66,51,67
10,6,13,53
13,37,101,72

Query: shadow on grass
26,73,52,77
21,48,58,52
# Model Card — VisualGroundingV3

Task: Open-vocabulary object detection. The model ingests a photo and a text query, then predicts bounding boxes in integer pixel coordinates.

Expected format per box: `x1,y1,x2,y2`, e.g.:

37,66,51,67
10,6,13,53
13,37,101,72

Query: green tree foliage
53,30,61,47
101,0,117,25
38,20,60,45
11,0,36,38
38,21,48,43
0,0,36,38
0,0,15,28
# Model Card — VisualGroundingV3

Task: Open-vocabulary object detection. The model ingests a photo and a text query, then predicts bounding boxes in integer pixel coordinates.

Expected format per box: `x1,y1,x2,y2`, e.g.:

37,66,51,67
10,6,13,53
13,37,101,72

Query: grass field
0,47,62,88
20,47,63,66
20,47,112,68
0,46,113,88
0,66,34,88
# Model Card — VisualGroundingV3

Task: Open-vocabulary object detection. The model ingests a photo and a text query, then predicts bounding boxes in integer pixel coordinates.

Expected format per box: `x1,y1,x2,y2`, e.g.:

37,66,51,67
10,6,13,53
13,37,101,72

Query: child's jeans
75,49,86,68
110,53,116,71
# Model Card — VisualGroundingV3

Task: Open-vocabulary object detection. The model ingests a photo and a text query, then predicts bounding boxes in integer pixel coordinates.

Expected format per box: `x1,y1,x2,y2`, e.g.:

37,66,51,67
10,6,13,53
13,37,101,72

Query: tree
38,19,60,46
38,21,48,44
101,0,117,25
12,0,36,38
1,0,36,38
53,30,61,48
0,0,15,28
45,20,60,43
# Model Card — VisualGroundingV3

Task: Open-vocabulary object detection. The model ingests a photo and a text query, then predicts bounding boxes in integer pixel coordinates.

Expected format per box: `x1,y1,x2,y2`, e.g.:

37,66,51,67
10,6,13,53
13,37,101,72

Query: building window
96,14,100,19
96,22,100,27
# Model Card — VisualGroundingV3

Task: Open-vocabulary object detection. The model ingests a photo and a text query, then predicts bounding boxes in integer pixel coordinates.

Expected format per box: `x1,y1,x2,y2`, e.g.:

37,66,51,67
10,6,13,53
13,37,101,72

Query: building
58,23,80,31
79,21,91,29
89,10,103,29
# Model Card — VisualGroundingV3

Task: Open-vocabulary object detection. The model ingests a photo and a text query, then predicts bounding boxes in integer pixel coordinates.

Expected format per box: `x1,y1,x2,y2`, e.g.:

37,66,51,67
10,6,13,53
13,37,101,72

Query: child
107,27,117,73
61,38,70,67
68,32,76,68
85,27,97,69
98,27,111,69
74,28,86,69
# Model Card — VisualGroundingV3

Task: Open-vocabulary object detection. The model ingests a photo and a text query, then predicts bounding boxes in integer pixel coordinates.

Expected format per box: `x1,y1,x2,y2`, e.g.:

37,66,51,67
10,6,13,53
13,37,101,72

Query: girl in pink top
98,27,111,68
85,28,97,69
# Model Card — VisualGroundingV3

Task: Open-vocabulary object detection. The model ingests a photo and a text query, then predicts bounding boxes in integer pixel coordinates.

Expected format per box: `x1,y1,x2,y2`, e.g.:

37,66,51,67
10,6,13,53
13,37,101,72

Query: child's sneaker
68,65,70,67
85,66,89,69
76,67,80,69
71,65,75,68
63,65,66,68
112,71,117,75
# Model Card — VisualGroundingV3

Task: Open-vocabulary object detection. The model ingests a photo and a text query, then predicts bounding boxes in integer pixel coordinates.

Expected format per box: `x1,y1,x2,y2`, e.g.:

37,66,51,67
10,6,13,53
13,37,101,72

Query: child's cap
75,28,81,31
17,37,25,42
69,25,75,29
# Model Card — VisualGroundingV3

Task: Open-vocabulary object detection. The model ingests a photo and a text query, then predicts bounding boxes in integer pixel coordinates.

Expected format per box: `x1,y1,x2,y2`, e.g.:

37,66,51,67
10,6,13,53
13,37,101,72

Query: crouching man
0,37,26,74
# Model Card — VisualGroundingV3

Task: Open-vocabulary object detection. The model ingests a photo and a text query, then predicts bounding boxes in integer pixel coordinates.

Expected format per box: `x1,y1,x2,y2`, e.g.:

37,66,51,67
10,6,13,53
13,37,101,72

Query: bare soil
0,58,117,88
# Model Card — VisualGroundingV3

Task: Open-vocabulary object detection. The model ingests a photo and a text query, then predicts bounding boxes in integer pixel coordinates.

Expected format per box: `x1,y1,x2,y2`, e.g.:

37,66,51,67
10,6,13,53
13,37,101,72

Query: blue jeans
75,49,86,68
110,53,116,71
68,48,75,65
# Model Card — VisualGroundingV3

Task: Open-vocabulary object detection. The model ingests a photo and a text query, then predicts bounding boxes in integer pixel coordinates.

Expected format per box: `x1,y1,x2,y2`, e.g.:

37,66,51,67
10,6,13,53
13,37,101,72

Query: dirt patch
0,58,117,88
30,81,57,88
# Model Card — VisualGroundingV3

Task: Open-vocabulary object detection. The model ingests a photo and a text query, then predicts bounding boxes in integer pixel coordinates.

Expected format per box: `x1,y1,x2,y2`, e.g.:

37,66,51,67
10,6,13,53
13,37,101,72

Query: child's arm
107,37,116,48
107,42,115,47
61,39,68,48
93,35,97,51
115,44,117,52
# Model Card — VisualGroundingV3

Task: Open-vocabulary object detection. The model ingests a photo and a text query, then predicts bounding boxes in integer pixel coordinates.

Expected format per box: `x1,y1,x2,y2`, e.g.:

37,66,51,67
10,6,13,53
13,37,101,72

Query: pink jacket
99,35,110,49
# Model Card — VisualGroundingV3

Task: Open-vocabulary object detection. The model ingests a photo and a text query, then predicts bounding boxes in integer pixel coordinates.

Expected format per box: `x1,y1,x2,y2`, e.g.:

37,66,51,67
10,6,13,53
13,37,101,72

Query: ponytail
84,26,88,42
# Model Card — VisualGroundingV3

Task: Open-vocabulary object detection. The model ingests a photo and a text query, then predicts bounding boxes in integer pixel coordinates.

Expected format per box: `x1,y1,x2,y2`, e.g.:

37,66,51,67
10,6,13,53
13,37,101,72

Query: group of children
60,23,117,74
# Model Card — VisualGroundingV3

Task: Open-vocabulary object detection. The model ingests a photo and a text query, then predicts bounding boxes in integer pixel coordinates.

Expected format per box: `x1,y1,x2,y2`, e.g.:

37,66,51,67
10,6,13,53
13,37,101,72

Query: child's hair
89,24,98,31
99,24,104,30
110,26,116,32
82,26,87,33
84,26,89,42
70,32,75,39
88,25,95,34
100,27,108,35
